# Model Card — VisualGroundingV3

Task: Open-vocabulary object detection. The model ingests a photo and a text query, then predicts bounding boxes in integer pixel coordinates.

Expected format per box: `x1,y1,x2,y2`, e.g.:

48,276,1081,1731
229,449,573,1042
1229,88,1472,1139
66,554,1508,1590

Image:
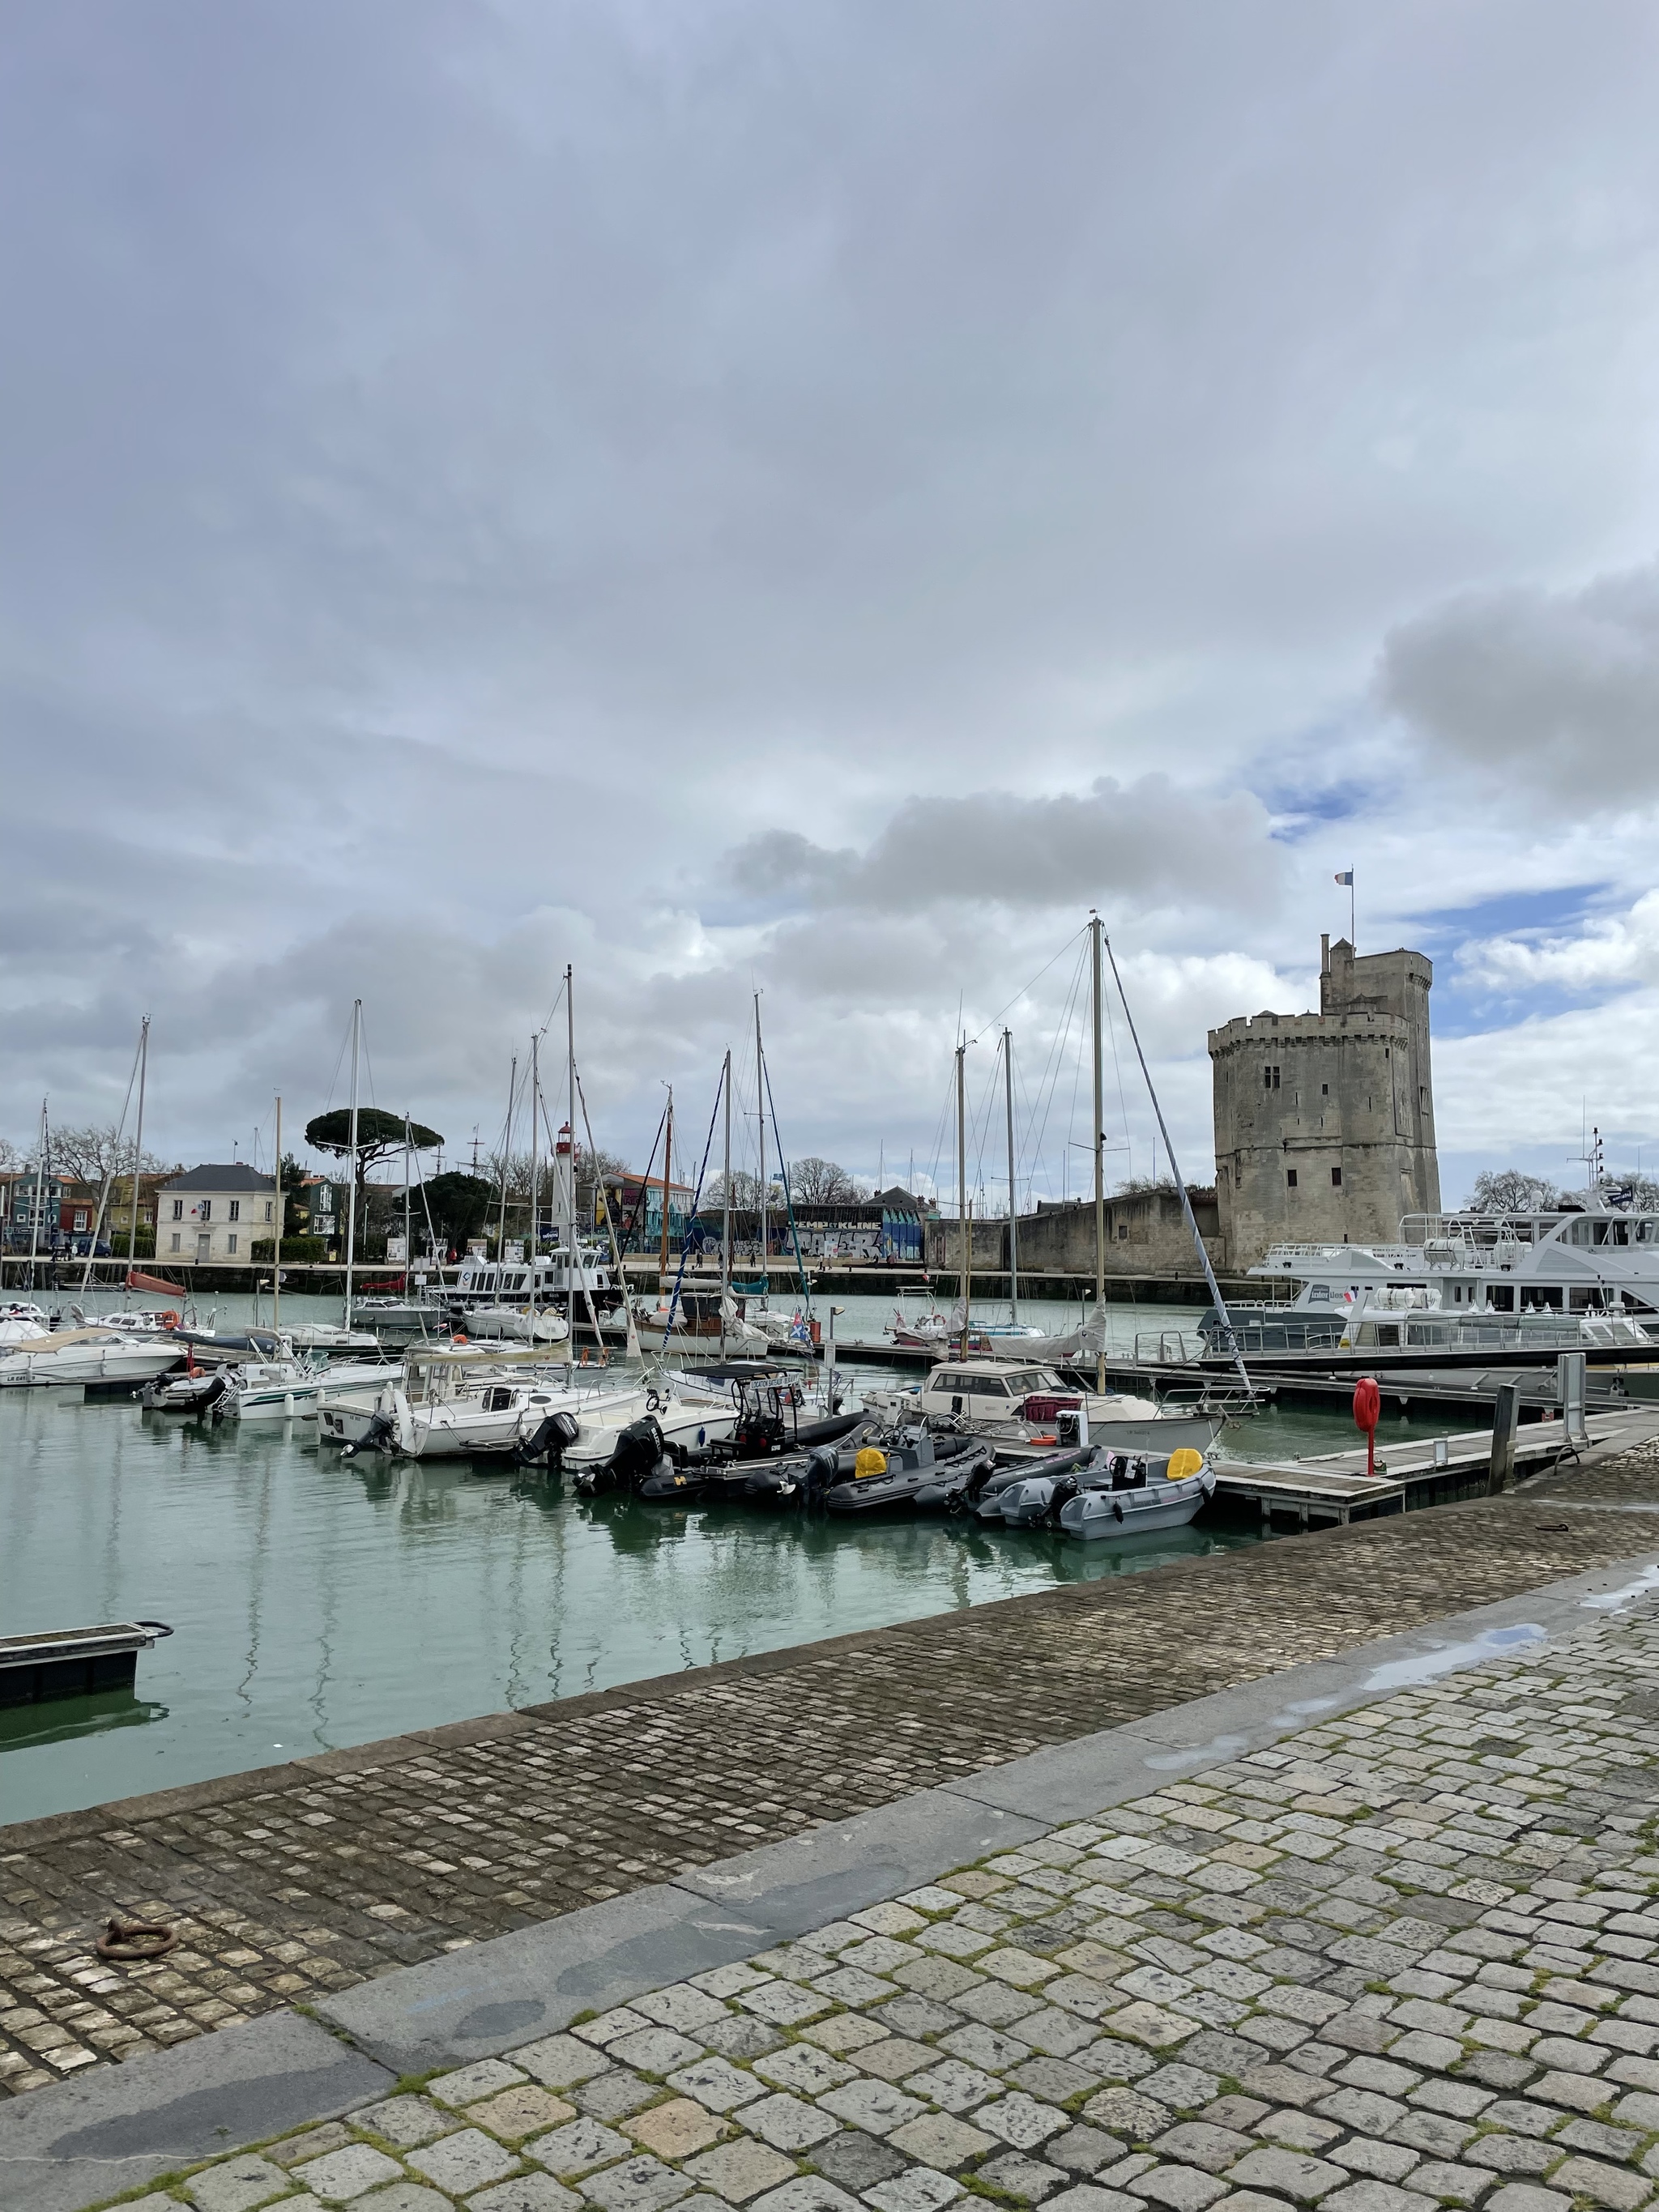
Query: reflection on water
0,1689,169,1754
0,1292,1379,1826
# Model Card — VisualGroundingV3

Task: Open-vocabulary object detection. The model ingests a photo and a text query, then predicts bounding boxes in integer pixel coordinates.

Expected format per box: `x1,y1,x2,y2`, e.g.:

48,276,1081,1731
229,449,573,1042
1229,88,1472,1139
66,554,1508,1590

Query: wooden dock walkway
1213,1408,1651,1530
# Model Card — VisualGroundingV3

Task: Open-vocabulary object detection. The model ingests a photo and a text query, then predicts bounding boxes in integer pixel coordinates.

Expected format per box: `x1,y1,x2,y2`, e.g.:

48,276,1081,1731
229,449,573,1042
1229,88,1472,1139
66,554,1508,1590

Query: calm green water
0,1292,1422,1825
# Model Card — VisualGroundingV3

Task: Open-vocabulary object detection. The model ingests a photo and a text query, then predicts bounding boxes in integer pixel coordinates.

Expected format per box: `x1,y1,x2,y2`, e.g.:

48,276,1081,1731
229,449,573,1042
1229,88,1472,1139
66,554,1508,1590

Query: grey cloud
1380,560,1659,797
726,778,1280,918
5,3,1659,1173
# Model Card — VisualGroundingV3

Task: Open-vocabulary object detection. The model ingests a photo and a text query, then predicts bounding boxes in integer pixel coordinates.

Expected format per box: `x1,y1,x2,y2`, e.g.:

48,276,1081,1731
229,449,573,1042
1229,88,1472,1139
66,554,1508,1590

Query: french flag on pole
1334,870,1353,885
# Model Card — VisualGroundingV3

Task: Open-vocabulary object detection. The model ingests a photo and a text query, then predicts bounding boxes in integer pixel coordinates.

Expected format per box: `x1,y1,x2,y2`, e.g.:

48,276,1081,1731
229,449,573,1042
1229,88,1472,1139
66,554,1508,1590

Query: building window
1263,1064,1281,1090
228,1199,241,1222
1321,1083,1328,1097
1331,1166,1342,1187
1286,1169,1299,1189
264,1200,273,1221
200,1199,212,1221
73,1209,89,1231
173,1199,184,1221
170,1232,181,1253
227,1233,237,1255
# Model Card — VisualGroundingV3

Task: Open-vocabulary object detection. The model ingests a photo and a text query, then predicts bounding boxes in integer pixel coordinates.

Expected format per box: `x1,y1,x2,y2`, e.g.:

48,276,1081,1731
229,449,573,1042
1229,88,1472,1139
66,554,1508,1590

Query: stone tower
1208,936,1440,1268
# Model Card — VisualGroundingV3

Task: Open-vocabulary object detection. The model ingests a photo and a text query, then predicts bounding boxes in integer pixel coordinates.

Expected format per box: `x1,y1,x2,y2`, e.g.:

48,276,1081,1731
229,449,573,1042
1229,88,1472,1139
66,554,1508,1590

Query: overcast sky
6,0,1659,1208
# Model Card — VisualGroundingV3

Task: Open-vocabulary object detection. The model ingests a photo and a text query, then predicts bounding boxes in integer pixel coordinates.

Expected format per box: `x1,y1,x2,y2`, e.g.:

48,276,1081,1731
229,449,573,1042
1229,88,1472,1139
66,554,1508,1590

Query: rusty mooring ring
95,1917,178,1961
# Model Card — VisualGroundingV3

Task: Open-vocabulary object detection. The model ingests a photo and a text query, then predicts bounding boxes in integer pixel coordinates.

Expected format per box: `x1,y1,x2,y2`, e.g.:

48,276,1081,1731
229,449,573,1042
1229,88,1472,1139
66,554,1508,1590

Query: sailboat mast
566,964,577,1316
529,1032,539,1326
401,1112,411,1302
755,993,766,1298
273,1093,283,1335
1004,1028,1017,1327
1091,914,1106,1395
720,1048,731,1357
343,999,361,1328
27,1097,47,1293
496,1055,516,1272
659,1087,674,1287
127,1016,149,1279
956,1041,968,1356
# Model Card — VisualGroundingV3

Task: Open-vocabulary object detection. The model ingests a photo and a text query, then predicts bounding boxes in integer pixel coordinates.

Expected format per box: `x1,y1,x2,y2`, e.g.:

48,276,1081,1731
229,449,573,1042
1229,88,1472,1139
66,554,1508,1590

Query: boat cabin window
974,1375,1013,1396
1309,1285,1331,1302
482,1386,515,1411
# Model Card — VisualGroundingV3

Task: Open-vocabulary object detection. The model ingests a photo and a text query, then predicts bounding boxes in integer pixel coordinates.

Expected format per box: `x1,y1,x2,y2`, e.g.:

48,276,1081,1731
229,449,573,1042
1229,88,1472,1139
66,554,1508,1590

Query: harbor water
0,1290,1421,1826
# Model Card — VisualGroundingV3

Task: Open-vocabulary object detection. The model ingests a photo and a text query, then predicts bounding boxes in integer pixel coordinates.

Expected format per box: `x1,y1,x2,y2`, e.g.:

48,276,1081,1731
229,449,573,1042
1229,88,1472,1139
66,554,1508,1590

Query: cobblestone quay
3,1442,1657,2098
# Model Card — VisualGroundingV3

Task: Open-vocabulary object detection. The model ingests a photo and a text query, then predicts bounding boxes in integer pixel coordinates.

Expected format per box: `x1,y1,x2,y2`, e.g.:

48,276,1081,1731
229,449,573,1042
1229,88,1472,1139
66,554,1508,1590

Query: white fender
393,1387,416,1456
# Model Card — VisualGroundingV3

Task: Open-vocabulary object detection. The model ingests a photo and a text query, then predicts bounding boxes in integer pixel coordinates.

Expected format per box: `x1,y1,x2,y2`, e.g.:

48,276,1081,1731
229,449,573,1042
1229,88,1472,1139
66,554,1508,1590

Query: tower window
1331,1166,1342,1187
1286,1170,1299,1189
1263,1064,1280,1090
1321,1083,1328,1097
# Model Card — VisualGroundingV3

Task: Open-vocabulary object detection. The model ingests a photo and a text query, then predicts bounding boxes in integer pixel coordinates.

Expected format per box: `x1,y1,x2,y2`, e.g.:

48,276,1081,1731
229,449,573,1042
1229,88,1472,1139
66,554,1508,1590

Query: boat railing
1135,1329,1208,1366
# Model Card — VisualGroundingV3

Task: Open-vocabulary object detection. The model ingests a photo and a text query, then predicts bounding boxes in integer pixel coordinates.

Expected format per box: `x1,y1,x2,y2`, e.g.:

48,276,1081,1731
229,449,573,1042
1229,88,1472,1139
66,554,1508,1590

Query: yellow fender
1166,1447,1205,1481
855,1447,889,1481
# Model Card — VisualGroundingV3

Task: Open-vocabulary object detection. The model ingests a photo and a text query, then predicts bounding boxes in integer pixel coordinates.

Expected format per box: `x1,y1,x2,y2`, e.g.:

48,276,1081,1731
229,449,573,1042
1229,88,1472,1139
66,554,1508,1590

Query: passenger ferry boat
441,1241,619,1316
1207,1191,1659,1353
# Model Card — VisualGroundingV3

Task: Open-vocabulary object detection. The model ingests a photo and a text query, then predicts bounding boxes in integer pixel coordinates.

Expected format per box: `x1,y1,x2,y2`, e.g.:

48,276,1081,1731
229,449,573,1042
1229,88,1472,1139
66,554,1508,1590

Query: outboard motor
518,1408,580,1467
1056,1407,1089,1447
803,1443,840,1506
343,1409,396,1459
610,1415,668,1493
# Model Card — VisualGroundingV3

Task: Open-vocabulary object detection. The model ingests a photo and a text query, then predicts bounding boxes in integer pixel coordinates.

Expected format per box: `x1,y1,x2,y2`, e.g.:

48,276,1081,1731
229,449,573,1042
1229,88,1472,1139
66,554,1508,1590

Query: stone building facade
1209,934,1439,1268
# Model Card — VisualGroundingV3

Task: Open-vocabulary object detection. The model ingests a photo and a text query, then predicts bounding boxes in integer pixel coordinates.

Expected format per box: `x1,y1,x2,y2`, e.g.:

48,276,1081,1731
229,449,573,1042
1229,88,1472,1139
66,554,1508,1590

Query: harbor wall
923,1185,1224,1278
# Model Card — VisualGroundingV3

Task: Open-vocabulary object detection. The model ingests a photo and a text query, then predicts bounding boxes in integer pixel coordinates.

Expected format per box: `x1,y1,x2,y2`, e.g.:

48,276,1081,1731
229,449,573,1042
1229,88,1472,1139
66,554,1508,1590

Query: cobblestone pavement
5,1466,1658,2098
97,1588,1659,2212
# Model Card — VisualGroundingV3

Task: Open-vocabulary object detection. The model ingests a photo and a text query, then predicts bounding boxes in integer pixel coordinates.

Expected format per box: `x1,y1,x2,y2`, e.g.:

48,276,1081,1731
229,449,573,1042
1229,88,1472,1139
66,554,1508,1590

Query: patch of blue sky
1407,880,1613,955
1259,778,1373,842
1431,974,1632,1040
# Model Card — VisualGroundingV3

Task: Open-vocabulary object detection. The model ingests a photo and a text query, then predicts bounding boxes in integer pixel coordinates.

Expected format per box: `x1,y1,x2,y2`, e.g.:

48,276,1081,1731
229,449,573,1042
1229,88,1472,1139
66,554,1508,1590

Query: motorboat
557,1377,739,1472
316,1345,539,1445
0,1302,53,1345
459,1305,570,1345
228,1356,399,1421
283,1323,384,1353
1225,1192,1659,1353
442,1243,619,1315
980,1444,1213,1532
1059,1448,1216,1540
867,1358,1223,1458
822,1430,997,1514
375,1376,586,1460
0,1327,184,1388
140,1366,232,1414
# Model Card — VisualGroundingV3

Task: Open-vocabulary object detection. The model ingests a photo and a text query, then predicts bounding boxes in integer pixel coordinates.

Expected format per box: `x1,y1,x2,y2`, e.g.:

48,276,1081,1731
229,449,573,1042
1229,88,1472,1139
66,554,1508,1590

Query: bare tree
788,1157,864,1204
47,1123,171,1183
702,1169,775,1210
1469,1169,1561,1213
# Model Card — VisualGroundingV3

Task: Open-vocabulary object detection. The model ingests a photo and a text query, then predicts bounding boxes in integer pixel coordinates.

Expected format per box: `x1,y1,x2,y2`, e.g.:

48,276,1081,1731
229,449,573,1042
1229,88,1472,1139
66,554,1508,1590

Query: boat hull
1059,1471,1214,1540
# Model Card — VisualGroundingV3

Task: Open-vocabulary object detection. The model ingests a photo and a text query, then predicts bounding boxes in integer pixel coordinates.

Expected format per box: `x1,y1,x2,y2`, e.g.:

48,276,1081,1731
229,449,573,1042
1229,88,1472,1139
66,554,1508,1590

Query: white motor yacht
0,1326,184,1387
228,1355,400,1421
460,1306,570,1345
0,1302,53,1345
865,1358,1222,1458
